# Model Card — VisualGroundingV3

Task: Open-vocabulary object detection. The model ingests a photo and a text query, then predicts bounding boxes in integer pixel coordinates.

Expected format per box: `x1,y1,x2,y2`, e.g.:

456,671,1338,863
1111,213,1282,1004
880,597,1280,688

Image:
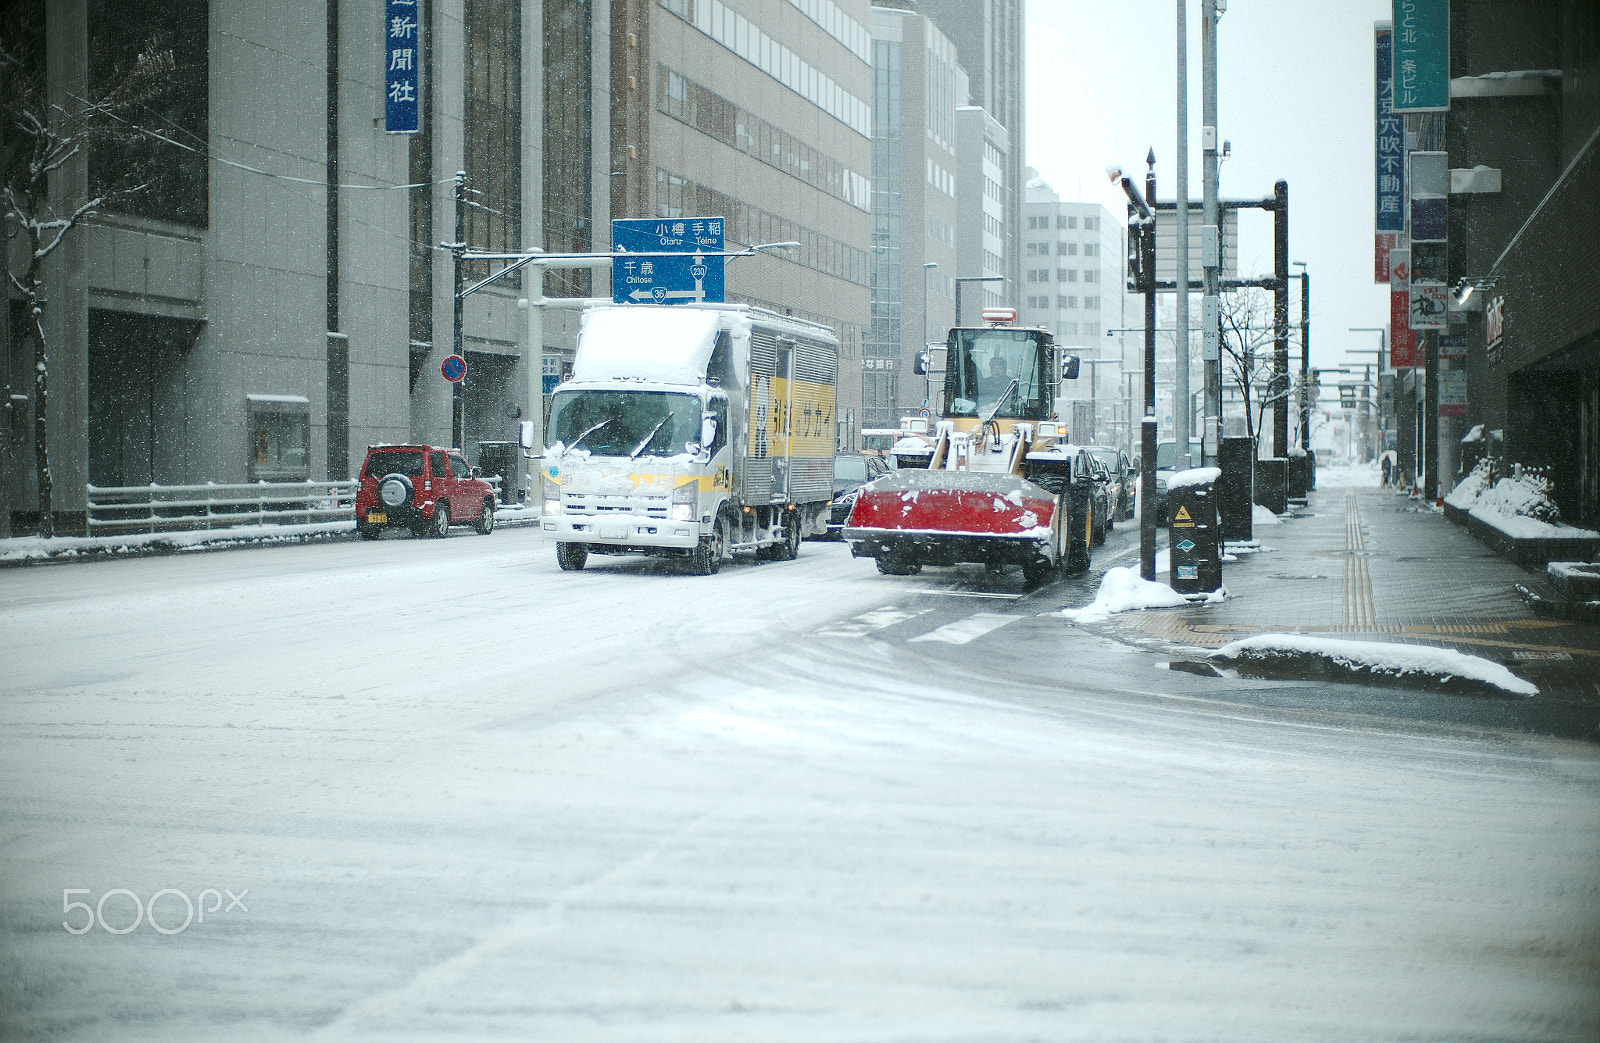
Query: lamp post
954,275,1005,327
1292,262,1309,452
1349,326,1388,462
923,261,938,407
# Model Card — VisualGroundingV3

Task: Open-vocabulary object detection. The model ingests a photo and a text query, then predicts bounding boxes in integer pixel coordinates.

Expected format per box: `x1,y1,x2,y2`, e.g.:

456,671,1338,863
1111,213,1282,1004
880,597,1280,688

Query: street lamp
1292,261,1309,451
954,276,1005,327
923,262,939,407
1349,326,1388,463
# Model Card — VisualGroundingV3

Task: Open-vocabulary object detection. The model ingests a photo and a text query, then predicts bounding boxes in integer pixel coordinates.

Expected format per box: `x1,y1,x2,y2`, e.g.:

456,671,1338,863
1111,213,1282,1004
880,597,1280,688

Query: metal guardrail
86,480,362,535
85,476,504,536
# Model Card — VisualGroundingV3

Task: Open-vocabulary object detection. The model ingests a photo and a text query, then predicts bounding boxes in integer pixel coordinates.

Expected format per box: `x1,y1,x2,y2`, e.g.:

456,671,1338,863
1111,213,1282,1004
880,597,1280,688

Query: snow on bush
1445,458,1562,523
1443,457,1495,511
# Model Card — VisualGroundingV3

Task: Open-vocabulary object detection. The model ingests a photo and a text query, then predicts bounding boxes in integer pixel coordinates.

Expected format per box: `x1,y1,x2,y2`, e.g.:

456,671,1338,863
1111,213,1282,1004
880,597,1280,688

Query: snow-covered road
3,528,1598,1040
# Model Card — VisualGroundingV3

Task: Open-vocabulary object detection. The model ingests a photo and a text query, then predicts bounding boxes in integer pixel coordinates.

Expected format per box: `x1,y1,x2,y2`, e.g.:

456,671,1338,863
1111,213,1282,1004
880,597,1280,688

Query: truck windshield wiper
629,414,674,458
569,417,612,450
980,378,1020,426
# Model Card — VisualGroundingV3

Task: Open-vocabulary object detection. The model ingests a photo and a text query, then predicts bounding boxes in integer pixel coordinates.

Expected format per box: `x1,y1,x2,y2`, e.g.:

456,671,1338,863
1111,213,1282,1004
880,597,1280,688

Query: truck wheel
690,515,726,575
775,509,801,561
556,542,588,571
1067,525,1091,574
876,549,920,575
1023,557,1059,587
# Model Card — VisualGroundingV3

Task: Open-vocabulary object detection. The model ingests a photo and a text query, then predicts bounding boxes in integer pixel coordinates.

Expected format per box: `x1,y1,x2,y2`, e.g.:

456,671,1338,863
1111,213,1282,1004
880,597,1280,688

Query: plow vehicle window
550,391,704,458
944,329,1050,419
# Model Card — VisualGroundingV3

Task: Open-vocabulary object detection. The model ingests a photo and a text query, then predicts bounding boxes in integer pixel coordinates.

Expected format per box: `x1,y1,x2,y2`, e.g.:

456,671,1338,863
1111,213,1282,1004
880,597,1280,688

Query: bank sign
611,219,725,305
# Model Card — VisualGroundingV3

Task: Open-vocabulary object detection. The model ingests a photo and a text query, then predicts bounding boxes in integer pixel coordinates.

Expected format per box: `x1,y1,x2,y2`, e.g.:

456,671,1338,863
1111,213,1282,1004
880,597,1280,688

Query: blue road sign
383,0,421,134
612,218,725,305
441,354,466,382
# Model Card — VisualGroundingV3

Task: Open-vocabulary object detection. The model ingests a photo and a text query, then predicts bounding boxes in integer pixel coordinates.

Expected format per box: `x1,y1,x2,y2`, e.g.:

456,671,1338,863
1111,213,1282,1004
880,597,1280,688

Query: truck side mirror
1061,356,1080,380
519,420,536,452
913,351,931,376
701,416,718,448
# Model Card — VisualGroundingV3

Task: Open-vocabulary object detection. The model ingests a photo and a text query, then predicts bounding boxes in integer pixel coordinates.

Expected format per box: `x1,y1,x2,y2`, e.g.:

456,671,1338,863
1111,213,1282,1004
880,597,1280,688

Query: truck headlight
541,475,562,516
670,480,697,521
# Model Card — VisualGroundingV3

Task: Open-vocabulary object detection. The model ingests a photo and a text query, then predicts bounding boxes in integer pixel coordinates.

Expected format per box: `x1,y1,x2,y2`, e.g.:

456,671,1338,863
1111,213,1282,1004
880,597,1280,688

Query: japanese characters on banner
384,0,421,134
1407,151,1448,331
1374,23,1405,286
1392,0,1450,113
1389,247,1417,367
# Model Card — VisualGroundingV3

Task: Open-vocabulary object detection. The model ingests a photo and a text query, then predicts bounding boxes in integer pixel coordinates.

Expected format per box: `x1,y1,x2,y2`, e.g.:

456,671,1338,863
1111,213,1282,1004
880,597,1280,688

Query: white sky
1025,0,1394,371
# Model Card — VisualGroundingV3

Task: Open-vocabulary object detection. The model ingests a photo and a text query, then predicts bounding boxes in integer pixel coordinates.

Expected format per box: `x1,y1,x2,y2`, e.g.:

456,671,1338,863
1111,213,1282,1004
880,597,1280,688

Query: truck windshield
550,391,702,458
944,328,1050,419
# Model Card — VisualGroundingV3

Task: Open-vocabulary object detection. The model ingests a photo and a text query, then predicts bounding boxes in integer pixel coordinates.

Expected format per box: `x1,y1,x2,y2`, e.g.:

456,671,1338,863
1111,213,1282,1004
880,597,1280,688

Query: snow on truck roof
571,304,837,386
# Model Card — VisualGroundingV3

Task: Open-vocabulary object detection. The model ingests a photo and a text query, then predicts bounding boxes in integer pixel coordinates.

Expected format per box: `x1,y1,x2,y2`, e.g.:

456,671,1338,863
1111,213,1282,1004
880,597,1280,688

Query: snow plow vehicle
531,303,838,574
841,308,1098,584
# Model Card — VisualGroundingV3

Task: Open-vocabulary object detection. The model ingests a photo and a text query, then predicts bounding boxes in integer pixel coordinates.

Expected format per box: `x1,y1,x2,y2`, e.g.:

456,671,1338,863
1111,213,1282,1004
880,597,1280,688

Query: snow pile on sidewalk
1210,633,1537,697
1251,503,1281,526
0,521,356,563
1445,459,1598,539
1060,566,1188,623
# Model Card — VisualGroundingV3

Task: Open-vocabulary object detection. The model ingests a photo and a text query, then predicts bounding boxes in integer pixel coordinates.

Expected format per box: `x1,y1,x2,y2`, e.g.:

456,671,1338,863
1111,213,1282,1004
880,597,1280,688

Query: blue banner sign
384,0,420,134
1374,24,1405,233
611,218,726,305
1392,0,1449,113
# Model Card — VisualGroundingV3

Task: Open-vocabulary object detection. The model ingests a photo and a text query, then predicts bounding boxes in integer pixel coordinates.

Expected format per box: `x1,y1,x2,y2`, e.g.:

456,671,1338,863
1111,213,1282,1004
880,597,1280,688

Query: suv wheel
357,525,381,541
429,502,450,538
474,498,495,535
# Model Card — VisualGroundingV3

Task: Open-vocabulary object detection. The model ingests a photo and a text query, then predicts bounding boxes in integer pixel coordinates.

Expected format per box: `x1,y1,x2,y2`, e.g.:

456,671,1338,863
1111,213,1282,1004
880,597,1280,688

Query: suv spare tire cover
378,474,414,508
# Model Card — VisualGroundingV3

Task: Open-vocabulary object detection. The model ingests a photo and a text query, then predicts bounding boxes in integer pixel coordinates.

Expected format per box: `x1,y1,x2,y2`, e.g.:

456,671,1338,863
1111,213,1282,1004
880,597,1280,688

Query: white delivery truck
528,302,839,574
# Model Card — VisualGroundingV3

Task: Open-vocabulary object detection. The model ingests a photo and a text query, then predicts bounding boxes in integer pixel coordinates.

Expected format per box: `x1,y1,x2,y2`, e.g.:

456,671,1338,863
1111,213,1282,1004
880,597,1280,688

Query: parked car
1152,438,1204,525
355,444,496,539
818,452,892,539
1085,446,1137,522
1083,455,1113,545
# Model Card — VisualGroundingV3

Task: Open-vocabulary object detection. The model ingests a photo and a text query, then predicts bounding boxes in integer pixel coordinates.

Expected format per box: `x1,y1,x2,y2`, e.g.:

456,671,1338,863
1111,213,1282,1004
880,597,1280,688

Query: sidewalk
1097,484,1600,702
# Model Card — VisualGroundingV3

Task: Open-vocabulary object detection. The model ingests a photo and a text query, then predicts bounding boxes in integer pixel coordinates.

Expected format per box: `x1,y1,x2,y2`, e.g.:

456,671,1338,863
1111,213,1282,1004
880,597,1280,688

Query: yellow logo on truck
751,377,836,458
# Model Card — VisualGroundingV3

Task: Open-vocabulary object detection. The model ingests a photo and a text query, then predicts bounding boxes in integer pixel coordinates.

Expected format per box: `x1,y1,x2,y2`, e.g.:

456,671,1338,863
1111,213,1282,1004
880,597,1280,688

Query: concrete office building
1020,173,1127,447
954,104,1009,321
2,0,612,533
910,0,1023,304
609,0,873,449
862,2,960,428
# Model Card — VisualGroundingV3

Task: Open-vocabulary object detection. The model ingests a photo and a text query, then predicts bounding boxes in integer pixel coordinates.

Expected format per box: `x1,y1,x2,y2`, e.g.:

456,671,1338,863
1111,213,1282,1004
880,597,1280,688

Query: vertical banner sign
384,0,421,134
1392,0,1449,112
1408,151,1448,331
1390,247,1416,367
1374,25,1405,248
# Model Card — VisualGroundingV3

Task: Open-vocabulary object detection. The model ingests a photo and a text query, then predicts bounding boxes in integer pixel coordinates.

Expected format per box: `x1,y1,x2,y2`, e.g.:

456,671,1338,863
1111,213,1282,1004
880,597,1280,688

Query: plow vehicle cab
842,308,1096,584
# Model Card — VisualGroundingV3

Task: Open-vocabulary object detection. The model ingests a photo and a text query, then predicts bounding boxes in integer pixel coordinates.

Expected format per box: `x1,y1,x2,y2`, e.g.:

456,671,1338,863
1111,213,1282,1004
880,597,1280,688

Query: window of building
1060,215,1076,229
1060,242,1076,256
462,0,525,285
1084,243,1100,257
1059,269,1076,282
246,395,310,482
1083,321,1099,336
1084,296,1099,310
1084,216,1099,231
1060,295,1076,309
1061,322,1079,336
89,0,209,225
1083,270,1098,284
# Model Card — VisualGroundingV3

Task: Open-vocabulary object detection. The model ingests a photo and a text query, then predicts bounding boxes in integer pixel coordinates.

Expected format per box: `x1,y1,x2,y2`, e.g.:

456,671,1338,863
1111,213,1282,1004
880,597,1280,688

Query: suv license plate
368,511,386,524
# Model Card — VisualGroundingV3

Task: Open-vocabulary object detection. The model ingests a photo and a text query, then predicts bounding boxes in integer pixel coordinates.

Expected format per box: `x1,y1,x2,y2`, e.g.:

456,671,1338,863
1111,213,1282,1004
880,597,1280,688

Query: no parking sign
441,354,467,382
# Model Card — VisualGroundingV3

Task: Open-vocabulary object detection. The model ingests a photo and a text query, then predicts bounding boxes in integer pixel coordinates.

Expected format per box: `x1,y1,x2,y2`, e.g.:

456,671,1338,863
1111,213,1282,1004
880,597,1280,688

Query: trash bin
1166,467,1222,595
1287,448,1311,502
1218,436,1254,542
1256,457,1288,515
475,441,522,504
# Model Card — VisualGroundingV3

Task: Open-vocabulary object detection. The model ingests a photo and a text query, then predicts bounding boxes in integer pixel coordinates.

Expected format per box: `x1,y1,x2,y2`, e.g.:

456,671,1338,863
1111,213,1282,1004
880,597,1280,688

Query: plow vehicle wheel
875,549,921,576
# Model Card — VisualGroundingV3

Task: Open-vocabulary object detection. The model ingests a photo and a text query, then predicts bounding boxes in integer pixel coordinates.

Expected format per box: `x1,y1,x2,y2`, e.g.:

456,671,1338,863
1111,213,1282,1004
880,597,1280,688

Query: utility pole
451,170,467,449
1175,0,1191,469
1201,0,1222,465
1113,156,1158,582
1294,262,1310,450
1271,180,1289,458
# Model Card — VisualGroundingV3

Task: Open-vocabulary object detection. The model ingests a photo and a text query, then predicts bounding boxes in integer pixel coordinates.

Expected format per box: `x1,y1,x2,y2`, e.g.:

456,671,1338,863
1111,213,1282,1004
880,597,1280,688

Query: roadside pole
1115,157,1158,582
1201,0,1222,466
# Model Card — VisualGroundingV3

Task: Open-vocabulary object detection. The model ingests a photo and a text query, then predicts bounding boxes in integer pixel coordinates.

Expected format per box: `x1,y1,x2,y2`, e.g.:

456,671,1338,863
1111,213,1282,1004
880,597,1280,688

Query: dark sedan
818,453,893,539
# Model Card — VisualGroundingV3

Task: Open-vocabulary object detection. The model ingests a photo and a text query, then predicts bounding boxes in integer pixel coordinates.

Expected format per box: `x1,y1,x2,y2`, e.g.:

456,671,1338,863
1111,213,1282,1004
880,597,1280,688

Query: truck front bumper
541,513,700,550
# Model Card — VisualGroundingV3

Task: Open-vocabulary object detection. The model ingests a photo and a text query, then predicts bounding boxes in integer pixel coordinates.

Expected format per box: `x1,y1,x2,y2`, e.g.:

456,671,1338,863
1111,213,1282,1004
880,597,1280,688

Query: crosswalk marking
816,605,934,639
908,612,1018,645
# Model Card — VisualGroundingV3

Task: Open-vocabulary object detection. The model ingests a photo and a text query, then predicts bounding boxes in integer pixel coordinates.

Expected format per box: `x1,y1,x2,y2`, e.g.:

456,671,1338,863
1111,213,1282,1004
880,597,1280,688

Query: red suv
356,445,496,539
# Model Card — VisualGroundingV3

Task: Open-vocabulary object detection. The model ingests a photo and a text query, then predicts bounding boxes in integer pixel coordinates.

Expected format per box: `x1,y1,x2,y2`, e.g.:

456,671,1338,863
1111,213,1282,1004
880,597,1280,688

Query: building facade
1020,174,1127,448
863,3,959,428
2,0,613,532
609,0,874,449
